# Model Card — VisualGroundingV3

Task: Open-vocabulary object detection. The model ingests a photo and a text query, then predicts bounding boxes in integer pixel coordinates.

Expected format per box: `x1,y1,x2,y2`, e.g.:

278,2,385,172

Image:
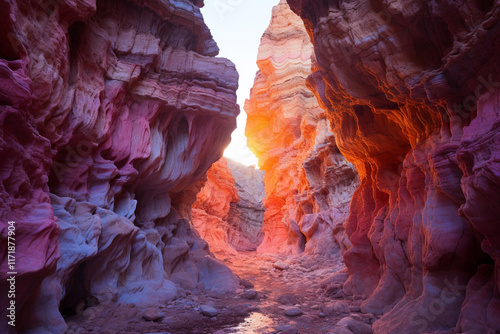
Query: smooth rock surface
284,307,303,317
273,260,290,271
142,308,164,322
199,305,218,317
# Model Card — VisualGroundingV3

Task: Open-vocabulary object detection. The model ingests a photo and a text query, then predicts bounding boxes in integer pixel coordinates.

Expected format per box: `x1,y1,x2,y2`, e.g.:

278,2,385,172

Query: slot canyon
0,0,499,333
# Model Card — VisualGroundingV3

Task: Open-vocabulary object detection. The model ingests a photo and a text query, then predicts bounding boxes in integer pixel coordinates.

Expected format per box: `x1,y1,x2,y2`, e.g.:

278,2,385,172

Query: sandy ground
65,252,377,333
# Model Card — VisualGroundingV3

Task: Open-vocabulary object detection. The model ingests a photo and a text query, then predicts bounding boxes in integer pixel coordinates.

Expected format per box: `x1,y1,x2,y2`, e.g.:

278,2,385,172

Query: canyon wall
226,158,266,252
192,158,239,256
287,0,500,332
0,0,239,332
245,0,359,256
192,157,265,254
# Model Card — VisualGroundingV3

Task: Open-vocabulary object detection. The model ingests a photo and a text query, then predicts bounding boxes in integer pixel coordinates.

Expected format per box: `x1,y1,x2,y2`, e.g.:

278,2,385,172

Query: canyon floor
64,252,377,334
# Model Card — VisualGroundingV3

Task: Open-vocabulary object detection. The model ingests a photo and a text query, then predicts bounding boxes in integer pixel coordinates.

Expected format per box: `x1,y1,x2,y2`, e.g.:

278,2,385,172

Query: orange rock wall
192,158,239,256
192,157,266,254
245,0,358,255
287,0,500,332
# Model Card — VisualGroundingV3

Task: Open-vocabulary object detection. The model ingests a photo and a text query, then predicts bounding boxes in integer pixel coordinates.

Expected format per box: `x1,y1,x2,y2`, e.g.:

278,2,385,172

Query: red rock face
226,158,266,251
192,157,266,254
192,158,240,256
245,0,358,255
0,0,239,332
287,0,500,332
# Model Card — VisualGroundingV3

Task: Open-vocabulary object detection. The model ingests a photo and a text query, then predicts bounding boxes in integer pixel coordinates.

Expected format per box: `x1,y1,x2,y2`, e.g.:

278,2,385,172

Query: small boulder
142,307,164,322
242,289,259,300
276,293,298,305
336,316,373,334
273,260,289,270
284,307,303,317
200,305,218,317
240,279,254,289
323,301,350,316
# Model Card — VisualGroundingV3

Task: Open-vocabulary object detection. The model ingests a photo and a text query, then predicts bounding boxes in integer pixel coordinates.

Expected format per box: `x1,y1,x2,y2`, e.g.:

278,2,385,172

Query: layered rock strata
245,0,358,255
0,0,239,333
192,158,240,256
287,0,500,332
226,158,266,251
192,157,265,254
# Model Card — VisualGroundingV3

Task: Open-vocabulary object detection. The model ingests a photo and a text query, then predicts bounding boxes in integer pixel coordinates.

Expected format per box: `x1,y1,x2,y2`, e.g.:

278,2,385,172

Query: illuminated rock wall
192,157,265,254
245,0,358,255
287,0,500,332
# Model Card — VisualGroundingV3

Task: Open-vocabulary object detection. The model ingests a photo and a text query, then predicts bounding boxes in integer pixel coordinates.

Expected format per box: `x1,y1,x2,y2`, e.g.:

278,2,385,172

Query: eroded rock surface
0,0,239,332
226,158,266,251
287,0,500,332
245,0,358,255
193,157,265,254
192,158,240,256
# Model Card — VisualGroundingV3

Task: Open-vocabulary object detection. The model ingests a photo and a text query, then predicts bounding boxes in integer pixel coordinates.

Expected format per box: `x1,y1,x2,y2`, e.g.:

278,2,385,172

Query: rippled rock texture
226,158,266,251
245,0,358,256
287,0,500,332
0,0,239,332
192,157,265,254
192,158,239,256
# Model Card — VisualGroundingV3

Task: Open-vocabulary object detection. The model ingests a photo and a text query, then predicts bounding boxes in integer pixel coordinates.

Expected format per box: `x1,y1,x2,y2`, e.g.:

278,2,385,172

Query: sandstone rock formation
287,0,500,332
192,157,265,254
245,0,358,255
226,158,266,251
0,0,239,332
192,158,239,256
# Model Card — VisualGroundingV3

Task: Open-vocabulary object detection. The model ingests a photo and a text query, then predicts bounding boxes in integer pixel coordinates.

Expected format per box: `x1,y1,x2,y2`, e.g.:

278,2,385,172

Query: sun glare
201,0,277,169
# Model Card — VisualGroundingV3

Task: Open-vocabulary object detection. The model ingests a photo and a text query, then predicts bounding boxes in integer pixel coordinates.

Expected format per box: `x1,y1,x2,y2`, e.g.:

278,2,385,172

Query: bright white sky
201,0,278,167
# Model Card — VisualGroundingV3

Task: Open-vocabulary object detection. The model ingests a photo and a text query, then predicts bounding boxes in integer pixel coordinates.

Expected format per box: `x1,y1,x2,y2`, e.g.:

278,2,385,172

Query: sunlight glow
201,0,277,168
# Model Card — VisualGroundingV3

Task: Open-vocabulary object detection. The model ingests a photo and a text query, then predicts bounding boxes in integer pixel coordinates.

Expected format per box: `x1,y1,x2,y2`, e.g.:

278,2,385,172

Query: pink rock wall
287,0,500,332
0,0,239,332
245,0,358,256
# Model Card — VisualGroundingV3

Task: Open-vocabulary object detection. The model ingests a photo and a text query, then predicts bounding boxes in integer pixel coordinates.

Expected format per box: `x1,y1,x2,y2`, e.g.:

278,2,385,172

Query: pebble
336,316,373,334
242,289,259,299
276,293,298,305
240,279,254,288
322,301,350,316
142,307,164,322
284,307,303,317
273,260,289,270
199,305,218,317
